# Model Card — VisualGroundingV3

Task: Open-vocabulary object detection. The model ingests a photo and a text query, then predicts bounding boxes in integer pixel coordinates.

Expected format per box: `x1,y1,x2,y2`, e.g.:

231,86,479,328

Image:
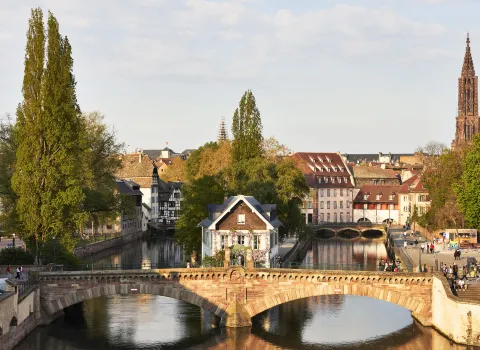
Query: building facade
398,174,431,226
151,164,183,226
453,34,480,148
353,185,401,224
199,195,281,267
291,152,355,224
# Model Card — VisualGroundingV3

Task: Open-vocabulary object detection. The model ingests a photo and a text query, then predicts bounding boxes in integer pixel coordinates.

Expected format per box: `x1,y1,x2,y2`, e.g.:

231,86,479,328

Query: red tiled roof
400,174,428,193
354,185,402,204
291,152,353,188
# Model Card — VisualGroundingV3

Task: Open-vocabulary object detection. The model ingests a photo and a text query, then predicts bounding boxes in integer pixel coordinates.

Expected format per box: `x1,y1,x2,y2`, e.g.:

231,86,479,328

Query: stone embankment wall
0,280,40,350
432,274,480,346
73,230,146,259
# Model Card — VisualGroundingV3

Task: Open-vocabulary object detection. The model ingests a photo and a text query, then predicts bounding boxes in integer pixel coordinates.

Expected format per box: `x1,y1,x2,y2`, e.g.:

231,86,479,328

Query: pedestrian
186,261,191,268
403,231,407,240
453,263,458,279
19,265,24,279
404,240,407,249
6,265,11,279
421,243,425,254
15,266,21,279
415,239,418,246
430,243,434,254
423,264,428,273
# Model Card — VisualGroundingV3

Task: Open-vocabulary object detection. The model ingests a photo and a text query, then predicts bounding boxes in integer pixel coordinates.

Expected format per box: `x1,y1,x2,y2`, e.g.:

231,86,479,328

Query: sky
0,0,479,154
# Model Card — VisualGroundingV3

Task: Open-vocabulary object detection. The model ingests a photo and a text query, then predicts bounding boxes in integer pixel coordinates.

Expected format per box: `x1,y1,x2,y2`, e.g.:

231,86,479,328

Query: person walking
15,266,21,279
430,242,434,254
6,265,11,279
421,243,425,254
404,240,408,249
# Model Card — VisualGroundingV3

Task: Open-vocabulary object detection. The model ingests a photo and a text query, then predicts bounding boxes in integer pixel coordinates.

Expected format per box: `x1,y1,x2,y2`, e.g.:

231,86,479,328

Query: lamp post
12,233,16,265
52,235,57,267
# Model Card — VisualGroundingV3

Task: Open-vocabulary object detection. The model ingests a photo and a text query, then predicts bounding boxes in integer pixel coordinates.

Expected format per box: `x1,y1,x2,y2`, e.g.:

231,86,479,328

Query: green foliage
421,145,467,229
39,238,81,267
12,9,86,247
202,251,224,267
5,10,124,254
231,90,264,162
0,248,35,265
455,135,480,229
175,176,227,254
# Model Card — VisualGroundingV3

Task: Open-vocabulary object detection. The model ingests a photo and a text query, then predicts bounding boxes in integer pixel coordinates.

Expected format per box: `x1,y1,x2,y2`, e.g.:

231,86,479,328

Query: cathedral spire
217,117,228,142
462,33,475,76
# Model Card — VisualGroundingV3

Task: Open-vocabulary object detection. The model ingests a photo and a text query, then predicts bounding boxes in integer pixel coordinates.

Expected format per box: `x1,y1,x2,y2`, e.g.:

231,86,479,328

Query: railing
282,263,404,272
61,263,191,271
17,279,37,300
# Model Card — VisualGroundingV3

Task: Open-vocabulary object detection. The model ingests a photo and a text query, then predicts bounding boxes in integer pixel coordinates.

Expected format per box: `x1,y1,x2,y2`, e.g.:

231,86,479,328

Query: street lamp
12,233,16,265
52,235,57,267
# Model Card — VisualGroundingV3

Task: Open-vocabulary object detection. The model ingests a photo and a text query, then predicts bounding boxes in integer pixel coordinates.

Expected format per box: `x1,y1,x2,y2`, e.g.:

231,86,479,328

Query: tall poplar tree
231,90,264,162
12,9,86,251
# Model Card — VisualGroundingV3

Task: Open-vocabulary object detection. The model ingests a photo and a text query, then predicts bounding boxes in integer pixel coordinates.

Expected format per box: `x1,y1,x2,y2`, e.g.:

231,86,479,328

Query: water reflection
16,294,471,350
84,236,184,268
303,238,389,270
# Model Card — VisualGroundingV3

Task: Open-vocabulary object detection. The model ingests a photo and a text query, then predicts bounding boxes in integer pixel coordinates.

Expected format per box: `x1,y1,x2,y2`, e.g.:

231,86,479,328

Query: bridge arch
244,282,430,323
41,283,227,320
315,228,336,239
337,228,361,239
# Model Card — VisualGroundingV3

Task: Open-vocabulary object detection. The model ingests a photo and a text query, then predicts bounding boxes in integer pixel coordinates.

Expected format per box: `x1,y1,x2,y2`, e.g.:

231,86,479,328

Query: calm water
15,236,474,349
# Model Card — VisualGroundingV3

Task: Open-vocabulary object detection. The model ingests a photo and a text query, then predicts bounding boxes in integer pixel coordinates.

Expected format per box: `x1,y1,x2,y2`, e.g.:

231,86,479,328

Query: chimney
138,152,142,163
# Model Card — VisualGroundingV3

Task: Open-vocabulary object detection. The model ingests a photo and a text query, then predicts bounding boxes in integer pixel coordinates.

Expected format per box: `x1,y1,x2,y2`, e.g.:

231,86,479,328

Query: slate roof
344,153,416,164
200,195,281,228
116,179,143,196
350,166,399,179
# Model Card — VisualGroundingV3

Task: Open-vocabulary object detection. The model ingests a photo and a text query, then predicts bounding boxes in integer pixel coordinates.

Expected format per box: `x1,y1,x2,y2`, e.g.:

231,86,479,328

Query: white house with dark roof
199,195,281,267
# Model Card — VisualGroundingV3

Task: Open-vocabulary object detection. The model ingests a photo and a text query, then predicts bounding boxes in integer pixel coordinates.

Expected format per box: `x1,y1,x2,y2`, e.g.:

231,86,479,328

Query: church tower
217,117,228,142
453,34,480,147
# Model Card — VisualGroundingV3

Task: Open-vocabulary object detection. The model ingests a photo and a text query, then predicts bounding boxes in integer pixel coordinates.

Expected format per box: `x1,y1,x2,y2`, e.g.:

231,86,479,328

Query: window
334,213,337,222
376,195,381,200
320,201,324,209
238,235,245,245
237,214,245,225
389,195,393,200
347,201,350,209
320,213,324,222
340,189,343,196
106,224,112,230
344,177,348,183
380,180,385,185
419,207,425,215
340,213,343,223
325,177,329,183
340,201,343,209
403,206,409,212
308,201,313,209
327,213,331,222
373,179,378,185
331,177,335,183
363,194,368,200
403,196,408,201
320,189,324,197
327,189,331,197
334,201,337,209
220,235,225,250
377,203,381,209
327,201,331,209
363,203,368,209
389,204,394,210
253,235,260,250
334,189,337,196
346,212,350,222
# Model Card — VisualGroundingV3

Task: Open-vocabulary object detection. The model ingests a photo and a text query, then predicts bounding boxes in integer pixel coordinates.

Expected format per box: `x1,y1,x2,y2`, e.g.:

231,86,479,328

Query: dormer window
373,179,378,185
376,194,381,200
389,195,393,200
237,214,245,225
331,177,335,183
363,194,368,200
325,177,329,183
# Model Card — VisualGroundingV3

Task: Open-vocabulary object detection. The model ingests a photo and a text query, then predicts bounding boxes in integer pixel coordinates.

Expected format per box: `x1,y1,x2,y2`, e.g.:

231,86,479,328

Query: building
199,195,281,267
349,166,401,188
151,164,183,226
143,147,194,161
342,153,420,165
452,34,480,148
85,179,143,236
398,174,431,226
353,185,401,224
291,152,355,224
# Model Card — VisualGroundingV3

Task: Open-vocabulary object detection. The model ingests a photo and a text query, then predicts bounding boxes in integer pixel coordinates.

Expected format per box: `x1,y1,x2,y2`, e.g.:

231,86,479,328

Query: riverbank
73,230,148,259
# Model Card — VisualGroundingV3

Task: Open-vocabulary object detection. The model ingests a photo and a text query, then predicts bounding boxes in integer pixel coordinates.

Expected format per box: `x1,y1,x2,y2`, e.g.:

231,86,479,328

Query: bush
40,239,81,268
0,247,35,265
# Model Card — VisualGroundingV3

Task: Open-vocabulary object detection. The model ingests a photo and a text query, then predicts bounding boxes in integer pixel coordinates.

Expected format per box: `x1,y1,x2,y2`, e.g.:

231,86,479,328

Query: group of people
453,249,462,260
5,265,24,279
420,242,435,254
378,260,398,272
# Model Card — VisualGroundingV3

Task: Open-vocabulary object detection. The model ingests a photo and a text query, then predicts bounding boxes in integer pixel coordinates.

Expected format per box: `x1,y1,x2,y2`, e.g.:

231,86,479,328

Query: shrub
0,247,35,265
40,239,81,268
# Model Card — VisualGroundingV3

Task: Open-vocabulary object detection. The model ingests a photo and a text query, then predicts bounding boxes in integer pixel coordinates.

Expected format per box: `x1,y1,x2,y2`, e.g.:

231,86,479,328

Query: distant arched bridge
310,223,386,239
38,267,432,328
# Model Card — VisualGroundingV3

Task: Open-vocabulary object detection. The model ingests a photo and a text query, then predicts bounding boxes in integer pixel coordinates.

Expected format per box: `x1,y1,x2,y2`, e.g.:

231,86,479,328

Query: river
15,235,473,349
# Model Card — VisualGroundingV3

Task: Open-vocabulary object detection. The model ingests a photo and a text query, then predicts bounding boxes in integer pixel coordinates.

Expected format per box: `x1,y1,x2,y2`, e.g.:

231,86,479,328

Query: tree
175,176,226,254
263,136,292,162
185,141,232,180
455,135,480,229
231,90,263,162
12,9,85,253
162,157,187,183
415,141,447,169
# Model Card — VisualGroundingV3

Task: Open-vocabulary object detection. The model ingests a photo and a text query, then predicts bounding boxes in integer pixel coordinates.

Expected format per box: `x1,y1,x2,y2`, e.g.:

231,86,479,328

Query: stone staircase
457,283,480,302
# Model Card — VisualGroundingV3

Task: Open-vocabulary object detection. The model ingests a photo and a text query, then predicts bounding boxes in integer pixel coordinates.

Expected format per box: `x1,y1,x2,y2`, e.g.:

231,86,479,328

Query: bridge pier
221,298,252,328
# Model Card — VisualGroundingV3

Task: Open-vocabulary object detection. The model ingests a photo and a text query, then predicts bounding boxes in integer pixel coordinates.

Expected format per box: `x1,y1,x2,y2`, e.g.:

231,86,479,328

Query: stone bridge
38,267,433,328
311,224,386,239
